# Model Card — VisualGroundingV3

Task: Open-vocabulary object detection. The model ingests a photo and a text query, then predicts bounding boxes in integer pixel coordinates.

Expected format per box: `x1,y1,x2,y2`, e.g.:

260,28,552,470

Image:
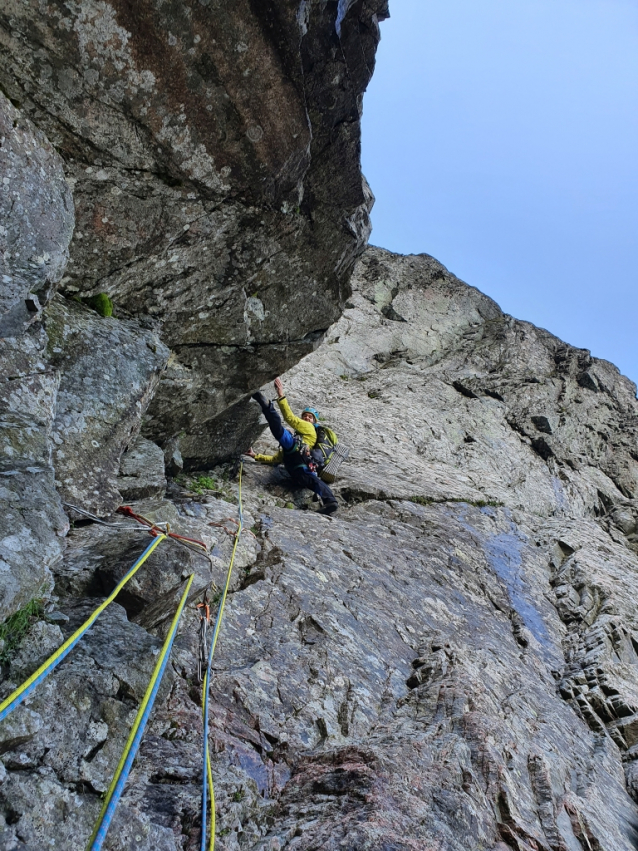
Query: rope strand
0,535,166,723
87,573,195,850
200,462,244,851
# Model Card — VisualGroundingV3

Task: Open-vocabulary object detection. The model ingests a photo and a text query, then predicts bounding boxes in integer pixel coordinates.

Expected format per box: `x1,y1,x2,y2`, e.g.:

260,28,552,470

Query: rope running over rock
0,534,166,723
200,461,244,851
87,572,195,851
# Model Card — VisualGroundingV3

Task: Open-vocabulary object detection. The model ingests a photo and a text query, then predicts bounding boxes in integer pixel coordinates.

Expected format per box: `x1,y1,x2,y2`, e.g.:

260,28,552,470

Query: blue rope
88,573,194,850
0,535,165,724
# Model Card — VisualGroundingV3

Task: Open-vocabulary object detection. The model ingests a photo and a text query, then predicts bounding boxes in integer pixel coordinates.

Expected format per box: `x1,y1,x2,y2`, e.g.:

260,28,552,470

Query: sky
361,0,638,386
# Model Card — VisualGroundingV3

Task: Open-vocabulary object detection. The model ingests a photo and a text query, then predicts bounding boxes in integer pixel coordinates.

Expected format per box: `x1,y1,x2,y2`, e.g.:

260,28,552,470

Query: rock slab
0,92,74,331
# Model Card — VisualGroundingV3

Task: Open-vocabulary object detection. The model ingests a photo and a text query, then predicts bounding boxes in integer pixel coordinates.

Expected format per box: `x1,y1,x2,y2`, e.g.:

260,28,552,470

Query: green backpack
311,426,349,483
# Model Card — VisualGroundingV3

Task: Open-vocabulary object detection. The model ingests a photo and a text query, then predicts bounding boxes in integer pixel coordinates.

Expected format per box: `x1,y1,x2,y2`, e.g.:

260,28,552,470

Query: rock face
0,93,73,622
0,91,74,335
0,322,68,621
3,4,638,849
0,0,388,467
278,247,638,518
3,248,638,850
45,296,169,516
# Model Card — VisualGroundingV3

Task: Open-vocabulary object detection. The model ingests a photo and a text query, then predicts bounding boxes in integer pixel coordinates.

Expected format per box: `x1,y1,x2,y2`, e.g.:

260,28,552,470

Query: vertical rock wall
0,0,388,467
3,4,638,850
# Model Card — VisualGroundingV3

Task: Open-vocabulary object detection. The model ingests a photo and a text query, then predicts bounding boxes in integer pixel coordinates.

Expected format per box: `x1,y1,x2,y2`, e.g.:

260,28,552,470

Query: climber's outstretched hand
245,447,256,458
274,377,285,399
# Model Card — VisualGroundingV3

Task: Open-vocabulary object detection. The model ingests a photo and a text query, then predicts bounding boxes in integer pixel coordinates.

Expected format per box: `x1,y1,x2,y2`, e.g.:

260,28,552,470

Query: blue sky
361,0,638,385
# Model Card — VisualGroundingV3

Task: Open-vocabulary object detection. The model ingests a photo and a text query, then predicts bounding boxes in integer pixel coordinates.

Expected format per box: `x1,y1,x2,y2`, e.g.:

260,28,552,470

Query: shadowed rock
45,296,169,516
0,0,388,466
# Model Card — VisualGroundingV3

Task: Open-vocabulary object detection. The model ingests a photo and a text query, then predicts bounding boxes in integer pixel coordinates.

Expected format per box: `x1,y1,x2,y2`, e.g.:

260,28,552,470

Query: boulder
45,296,169,516
118,436,166,502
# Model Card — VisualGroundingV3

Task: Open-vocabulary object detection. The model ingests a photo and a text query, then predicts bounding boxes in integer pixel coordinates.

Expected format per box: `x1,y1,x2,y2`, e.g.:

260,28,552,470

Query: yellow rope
0,534,166,722
87,572,195,850
201,462,243,851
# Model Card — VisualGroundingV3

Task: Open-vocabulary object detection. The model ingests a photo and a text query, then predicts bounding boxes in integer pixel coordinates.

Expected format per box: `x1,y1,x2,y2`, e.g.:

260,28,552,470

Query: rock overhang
0,0,388,467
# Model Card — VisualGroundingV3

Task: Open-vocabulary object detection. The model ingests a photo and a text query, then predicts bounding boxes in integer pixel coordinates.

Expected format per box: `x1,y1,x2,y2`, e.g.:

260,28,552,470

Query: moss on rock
85,293,113,317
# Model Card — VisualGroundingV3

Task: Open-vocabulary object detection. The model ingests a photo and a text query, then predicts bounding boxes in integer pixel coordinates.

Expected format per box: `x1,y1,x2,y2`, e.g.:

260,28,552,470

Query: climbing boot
318,501,338,516
251,391,269,411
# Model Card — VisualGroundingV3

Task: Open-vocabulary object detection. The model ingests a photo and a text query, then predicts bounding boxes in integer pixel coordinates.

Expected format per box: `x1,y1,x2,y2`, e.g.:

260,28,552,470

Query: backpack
311,426,349,483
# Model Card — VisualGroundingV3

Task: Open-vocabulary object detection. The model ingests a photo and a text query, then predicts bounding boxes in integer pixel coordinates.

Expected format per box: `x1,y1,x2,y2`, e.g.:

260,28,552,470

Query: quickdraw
196,591,212,684
117,505,209,552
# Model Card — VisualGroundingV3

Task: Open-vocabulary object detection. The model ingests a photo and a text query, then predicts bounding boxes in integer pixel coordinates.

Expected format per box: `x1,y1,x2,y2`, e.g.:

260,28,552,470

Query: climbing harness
199,461,244,851
284,432,318,472
0,534,166,723
87,573,195,851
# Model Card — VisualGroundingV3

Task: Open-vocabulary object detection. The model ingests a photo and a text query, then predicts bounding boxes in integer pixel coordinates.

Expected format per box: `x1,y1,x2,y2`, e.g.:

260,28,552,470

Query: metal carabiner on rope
196,591,212,684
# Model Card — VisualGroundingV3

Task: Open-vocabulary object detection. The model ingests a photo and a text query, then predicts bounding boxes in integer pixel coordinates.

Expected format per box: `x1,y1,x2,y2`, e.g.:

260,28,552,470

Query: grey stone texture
0,0,388,467
3,248,638,849
45,296,170,516
2,2,638,848
0,92,74,333
0,326,67,622
0,293,168,621
270,247,638,519
0,496,257,851
118,436,167,503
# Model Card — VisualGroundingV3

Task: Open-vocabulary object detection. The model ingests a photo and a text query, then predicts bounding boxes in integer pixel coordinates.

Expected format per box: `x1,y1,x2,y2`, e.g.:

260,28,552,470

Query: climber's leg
294,469,338,514
252,393,287,444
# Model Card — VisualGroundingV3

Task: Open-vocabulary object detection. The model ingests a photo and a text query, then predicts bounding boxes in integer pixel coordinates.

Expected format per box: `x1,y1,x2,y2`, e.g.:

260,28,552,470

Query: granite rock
0,92,74,334
0,0,388,466
118,436,167,503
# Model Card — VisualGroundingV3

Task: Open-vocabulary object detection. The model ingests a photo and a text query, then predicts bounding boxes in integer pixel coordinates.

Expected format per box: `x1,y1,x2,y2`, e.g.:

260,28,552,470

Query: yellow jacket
254,397,317,465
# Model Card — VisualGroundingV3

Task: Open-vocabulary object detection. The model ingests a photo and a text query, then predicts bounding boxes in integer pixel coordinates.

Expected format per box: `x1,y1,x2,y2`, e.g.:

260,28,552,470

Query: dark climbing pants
289,467,336,505
257,397,337,506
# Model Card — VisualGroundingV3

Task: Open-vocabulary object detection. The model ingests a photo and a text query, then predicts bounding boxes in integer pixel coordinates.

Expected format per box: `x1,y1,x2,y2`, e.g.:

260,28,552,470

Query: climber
245,377,339,515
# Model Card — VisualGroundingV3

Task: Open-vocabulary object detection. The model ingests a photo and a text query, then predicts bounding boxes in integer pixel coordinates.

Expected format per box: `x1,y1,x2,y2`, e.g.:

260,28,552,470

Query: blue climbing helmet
302,406,320,424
